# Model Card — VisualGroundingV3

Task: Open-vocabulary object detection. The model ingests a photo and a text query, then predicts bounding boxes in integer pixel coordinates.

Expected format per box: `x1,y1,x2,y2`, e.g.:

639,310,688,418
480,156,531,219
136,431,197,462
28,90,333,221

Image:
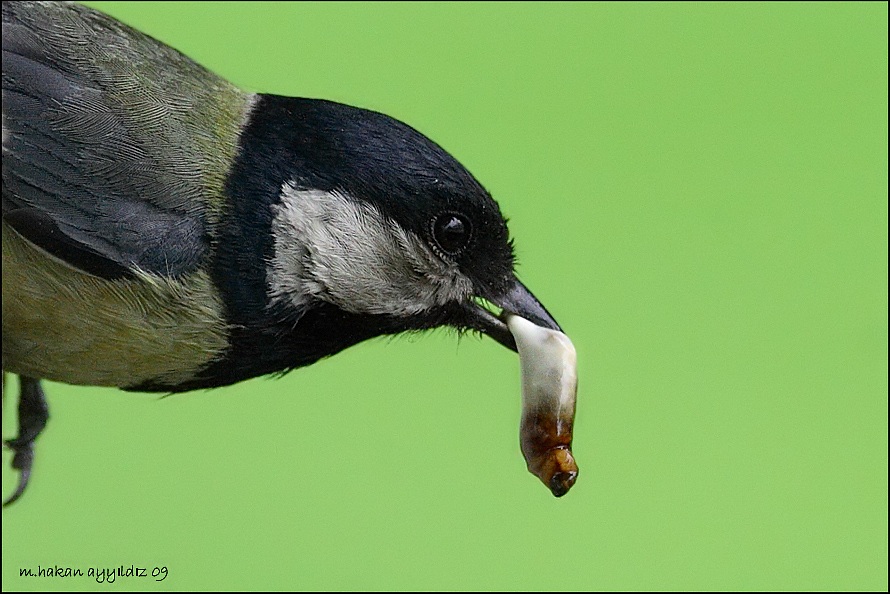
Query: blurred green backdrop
3,2,887,591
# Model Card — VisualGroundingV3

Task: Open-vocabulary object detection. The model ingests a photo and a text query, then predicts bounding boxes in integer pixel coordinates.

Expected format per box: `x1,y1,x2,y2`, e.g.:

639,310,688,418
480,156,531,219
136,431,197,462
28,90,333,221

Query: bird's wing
1,1,251,278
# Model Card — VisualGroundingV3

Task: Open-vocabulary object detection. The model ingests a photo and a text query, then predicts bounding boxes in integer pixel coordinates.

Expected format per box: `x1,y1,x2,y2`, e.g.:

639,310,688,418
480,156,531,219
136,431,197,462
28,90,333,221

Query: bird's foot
4,377,49,506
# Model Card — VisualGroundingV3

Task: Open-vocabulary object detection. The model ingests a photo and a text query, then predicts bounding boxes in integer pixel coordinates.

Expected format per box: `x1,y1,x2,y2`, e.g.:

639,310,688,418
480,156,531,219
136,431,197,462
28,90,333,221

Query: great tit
2,1,567,503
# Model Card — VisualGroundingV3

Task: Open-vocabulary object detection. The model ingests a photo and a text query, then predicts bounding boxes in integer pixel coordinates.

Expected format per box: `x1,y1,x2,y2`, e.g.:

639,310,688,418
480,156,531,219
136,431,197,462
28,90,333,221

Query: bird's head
246,96,561,354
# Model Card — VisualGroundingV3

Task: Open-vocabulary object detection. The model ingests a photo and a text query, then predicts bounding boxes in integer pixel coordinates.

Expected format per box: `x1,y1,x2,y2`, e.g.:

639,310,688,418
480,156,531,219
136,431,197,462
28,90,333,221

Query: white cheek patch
506,314,579,497
269,182,473,316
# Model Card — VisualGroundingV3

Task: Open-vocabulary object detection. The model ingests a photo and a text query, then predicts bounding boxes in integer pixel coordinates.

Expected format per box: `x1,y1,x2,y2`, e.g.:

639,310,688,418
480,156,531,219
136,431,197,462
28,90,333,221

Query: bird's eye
432,213,472,256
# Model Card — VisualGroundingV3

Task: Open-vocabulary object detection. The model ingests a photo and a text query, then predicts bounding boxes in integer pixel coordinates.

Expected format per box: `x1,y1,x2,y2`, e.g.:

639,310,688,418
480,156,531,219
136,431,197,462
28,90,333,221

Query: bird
1,1,566,503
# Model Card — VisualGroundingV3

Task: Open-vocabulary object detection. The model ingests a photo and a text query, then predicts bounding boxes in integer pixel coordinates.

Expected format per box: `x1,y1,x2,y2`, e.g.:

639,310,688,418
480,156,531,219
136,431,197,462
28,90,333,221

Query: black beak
462,276,562,351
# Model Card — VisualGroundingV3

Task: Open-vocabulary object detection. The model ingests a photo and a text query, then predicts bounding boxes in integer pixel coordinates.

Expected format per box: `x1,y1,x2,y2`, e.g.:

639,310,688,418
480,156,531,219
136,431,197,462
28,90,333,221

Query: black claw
3,442,34,506
4,377,49,506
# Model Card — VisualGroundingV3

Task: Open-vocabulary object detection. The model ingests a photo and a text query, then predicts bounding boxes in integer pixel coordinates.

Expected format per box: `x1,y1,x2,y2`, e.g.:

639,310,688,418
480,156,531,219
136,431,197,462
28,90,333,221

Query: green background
3,2,887,590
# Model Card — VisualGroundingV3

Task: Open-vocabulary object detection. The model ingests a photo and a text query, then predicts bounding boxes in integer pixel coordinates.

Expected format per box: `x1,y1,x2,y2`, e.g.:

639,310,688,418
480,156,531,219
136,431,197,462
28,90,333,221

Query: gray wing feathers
2,1,251,277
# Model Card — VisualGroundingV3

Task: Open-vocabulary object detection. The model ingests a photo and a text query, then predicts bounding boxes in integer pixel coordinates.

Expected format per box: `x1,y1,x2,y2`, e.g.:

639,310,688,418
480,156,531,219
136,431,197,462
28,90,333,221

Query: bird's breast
2,223,230,389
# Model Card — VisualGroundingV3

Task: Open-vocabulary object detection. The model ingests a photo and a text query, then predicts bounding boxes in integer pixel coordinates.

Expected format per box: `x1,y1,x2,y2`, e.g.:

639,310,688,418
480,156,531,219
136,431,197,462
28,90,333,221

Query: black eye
432,213,472,256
